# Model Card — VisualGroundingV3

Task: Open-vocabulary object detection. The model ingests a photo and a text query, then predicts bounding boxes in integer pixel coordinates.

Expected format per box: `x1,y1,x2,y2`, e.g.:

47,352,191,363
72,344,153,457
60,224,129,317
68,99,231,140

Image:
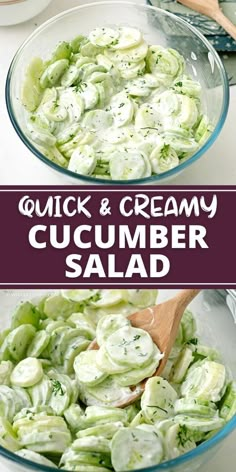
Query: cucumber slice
68,145,97,176
16,449,56,467
83,110,113,131
63,337,90,375
64,403,84,431
61,448,112,469
27,331,50,358
177,95,199,128
96,315,130,347
105,326,154,368
106,41,148,64
173,76,201,98
80,42,102,58
96,345,130,375
147,46,185,79
28,375,53,408
181,360,226,402
68,313,96,339
135,103,159,129
174,414,225,433
80,405,127,427
11,358,43,387
71,36,87,54
164,423,196,459
174,398,217,417
126,289,158,308
7,325,36,362
62,289,100,303
50,41,72,62
79,377,135,407
109,150,148,180
110,27,142,50
60,88,85,123
83,65,107,81
40,59,69,87
114,346,163,387
91,290,125,308
89,28,119,47
78,82,99,110
170,347,193,384
118,60,146,80
0,418,20,452
0,360,14,385
111,427,163,471
141,377,178,422
164,131,199,154
150,142,179,174
21,57,44,112
97,54,114,71
181,310,197,342
11,301,41,329
72,436,110,454
125,78,151,97
42,88,67,122
77,421,124,439
61,64,80,87
110,92,134,127
220,381,236,421
74,351,108,386
49,380,71,416
43,294,82,319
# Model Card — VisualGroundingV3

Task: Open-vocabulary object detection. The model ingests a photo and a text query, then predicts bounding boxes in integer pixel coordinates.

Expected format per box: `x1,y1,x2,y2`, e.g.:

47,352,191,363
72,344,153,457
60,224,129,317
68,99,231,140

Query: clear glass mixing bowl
5,1,229,184
0,289,235,472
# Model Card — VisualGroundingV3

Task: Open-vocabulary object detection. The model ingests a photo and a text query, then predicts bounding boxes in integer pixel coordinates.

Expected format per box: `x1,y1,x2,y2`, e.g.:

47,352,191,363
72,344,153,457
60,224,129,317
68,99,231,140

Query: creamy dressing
22,27,212,180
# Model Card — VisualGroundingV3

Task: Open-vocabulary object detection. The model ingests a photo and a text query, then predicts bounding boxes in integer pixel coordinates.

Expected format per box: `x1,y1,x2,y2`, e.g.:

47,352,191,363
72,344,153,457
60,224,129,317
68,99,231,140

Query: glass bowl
5,1,229,185
0,289,235,472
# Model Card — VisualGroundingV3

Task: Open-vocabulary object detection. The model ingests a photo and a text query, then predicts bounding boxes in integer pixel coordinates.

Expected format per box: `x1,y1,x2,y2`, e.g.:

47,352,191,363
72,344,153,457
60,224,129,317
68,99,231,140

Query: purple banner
0,186,235,288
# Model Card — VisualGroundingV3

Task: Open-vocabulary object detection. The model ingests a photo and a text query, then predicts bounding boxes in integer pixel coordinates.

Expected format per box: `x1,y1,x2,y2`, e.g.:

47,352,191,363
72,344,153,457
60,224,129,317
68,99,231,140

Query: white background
0,0,236,184
0,1,235,470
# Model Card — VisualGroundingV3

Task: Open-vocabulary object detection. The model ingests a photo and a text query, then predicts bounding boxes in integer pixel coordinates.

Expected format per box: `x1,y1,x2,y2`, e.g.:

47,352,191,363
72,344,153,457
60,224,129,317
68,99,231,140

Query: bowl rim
5,0,229,184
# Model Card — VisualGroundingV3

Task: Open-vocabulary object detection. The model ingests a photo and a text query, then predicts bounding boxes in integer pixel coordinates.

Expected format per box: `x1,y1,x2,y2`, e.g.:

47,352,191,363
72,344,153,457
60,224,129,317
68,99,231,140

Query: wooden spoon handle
211,9,236,41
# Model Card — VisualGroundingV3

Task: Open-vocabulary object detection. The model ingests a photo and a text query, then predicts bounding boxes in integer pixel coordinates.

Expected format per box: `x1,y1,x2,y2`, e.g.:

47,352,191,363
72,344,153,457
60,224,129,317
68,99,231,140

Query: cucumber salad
22,27,212,181
0,289,235,471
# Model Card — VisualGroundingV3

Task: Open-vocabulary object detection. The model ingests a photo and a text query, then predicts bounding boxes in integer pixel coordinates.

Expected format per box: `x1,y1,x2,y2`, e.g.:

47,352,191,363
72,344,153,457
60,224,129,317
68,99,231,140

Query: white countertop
0,0,236,185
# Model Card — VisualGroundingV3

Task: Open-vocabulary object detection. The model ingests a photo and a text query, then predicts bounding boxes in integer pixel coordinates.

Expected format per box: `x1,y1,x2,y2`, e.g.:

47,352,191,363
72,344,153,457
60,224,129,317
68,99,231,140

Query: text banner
0,186,235,288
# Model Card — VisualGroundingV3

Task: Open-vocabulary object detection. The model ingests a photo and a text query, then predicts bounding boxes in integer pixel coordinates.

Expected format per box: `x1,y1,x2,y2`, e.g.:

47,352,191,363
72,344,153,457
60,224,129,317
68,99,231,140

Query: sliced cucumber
109,150,150,180
96,315,130,347
74,351,108,387
110,27,142,50
110,92,134,128
27,331,50,358
11,301,41,329
16,449,56,467
141,377,178,422
0,417,20,452
0,360,14,385
7,325,36,362
68,145,97,176
11,358,43,387
96,345,131,375
89,28,119,48
111,427,163,471
105,326,154,367
114,346,163,387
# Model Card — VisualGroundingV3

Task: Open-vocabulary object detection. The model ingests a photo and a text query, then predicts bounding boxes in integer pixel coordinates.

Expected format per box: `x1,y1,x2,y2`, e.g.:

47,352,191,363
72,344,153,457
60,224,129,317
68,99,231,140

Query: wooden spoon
89,289,200,407
177,0,236,41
